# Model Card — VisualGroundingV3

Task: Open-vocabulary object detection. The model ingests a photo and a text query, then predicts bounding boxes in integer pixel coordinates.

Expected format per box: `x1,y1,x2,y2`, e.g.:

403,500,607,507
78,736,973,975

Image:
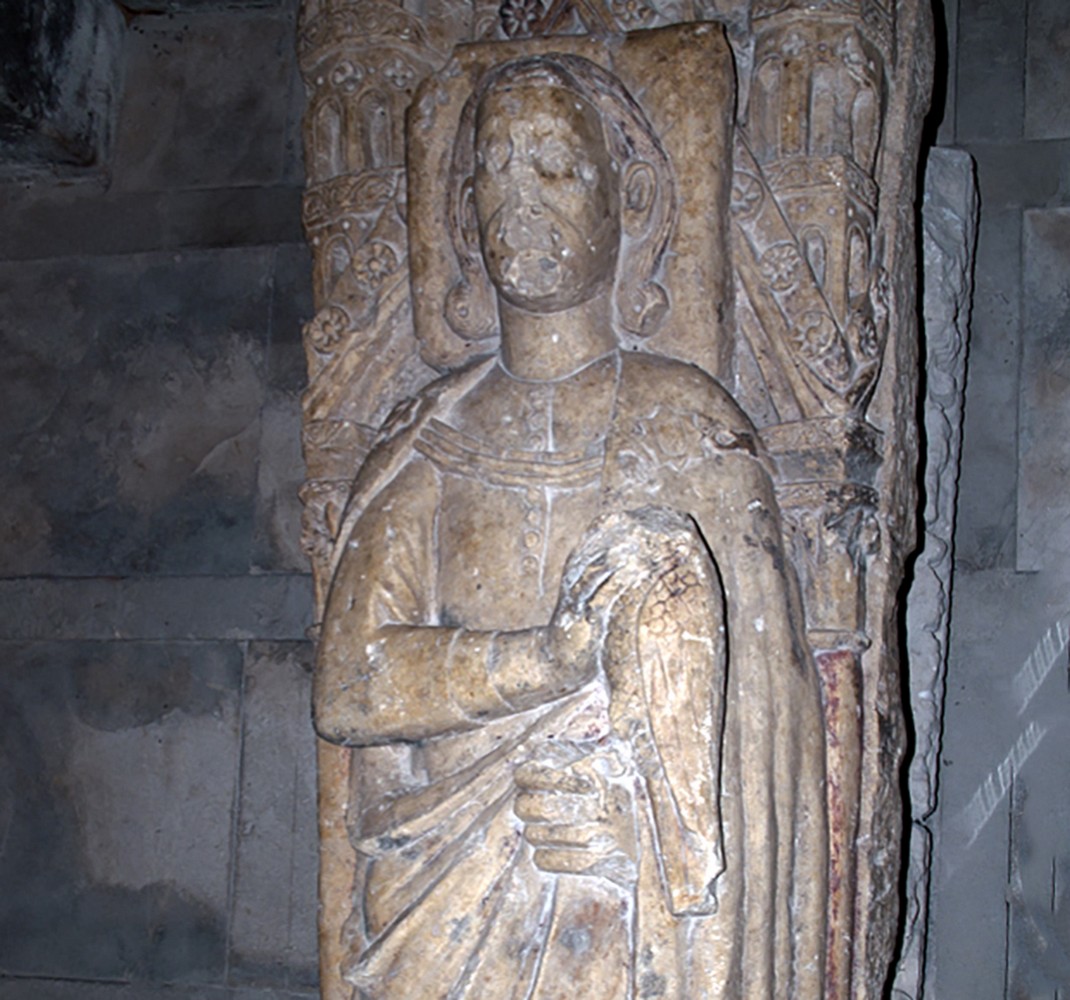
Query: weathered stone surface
0,641,240,983
0,250,273,577
1025,0,1070,141
113,9,300,193
266,243,316,396
953,205,1021,570
955,0,1026,143
930,567,1070,997
0,0,124,170
0,982,317,1000
253,392,310,573
893,146,977,1000
0,575,312,642
230,643,318,988
299,4,931,997
1017,208,1070,571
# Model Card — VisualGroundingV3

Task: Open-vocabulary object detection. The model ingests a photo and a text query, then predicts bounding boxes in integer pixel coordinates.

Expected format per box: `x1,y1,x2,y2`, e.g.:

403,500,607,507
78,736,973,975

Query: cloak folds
317,353,828,999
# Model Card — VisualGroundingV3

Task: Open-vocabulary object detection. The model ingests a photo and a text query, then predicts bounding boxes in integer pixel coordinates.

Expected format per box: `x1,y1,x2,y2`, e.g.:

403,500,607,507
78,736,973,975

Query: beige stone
298,3,933,997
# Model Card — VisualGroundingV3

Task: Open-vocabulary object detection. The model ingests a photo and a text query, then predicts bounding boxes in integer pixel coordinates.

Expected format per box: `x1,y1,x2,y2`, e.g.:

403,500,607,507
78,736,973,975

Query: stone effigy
296,2,932,997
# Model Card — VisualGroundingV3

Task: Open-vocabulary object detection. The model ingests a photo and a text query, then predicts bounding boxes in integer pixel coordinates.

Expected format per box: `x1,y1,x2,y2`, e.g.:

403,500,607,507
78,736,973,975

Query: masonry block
0,0,124,170
0,641,241,983
0,249,275,576
1018,208,1070,571
1026,0,1070,140
228,642,318,988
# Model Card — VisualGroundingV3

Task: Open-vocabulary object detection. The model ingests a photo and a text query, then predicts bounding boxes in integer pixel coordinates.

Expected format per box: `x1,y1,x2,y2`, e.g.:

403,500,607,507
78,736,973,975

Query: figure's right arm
313,459,587,746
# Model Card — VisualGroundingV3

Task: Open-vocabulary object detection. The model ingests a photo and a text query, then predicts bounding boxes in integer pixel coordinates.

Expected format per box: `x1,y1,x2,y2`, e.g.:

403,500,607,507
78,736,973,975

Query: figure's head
445,56,676,338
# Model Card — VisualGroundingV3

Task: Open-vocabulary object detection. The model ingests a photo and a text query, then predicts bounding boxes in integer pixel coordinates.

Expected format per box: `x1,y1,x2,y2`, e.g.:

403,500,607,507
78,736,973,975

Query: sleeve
313,456,557,746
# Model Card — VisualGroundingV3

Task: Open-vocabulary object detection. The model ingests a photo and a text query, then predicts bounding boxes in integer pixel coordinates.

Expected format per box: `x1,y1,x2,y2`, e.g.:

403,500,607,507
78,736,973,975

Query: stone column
296,2,934,996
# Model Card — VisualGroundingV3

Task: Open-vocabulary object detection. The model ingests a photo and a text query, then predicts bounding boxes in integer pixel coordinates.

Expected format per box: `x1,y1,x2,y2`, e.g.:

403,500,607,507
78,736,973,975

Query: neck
498,291,617,382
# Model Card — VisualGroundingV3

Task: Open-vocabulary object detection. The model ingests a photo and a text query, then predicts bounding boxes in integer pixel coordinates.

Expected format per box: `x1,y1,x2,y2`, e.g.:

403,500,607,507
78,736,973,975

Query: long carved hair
443,54,678,344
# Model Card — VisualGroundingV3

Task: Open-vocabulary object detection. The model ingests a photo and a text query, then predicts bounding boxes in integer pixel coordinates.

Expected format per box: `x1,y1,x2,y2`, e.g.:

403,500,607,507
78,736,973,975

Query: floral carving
793,310,852,386
330,59,364,93
499,0,547,37
849,309,880,358
305,305,352,353
760,242,804,292
610,0,655,28
382,57,416,91
730,172,763,219
354,241,399,287
303,171,399,231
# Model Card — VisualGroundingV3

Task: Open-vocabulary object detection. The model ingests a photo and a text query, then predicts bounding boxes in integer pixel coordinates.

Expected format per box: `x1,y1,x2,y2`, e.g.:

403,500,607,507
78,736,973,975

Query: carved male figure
315,54,828,998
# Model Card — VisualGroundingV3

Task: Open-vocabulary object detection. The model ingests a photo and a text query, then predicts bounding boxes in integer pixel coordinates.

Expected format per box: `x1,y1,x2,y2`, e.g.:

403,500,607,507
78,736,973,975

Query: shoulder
618,352,755,433
327,362,495,580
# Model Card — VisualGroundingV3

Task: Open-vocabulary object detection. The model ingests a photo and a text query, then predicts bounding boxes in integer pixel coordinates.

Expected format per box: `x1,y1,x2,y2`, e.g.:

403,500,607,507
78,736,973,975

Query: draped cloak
316,352,828,999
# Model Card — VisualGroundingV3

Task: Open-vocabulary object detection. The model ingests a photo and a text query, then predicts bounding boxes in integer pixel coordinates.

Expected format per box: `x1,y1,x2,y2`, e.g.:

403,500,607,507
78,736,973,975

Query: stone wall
0,2,319,997
928,0,1070,995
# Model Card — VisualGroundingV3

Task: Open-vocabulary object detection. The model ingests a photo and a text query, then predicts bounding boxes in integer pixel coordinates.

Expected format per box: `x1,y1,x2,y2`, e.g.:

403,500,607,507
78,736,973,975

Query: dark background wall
0,1,319,997
2,1,1069,998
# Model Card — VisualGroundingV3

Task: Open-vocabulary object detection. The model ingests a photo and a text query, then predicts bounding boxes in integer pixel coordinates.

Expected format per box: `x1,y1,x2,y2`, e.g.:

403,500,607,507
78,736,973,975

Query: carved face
474,82,621,312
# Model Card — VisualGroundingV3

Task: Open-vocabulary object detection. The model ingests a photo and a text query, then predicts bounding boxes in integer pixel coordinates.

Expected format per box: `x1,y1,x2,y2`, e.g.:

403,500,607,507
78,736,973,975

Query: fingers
514,761,595,794
532,846,636,884
513,755,638,885
558,555,614,617
524,822,612,850
514,760,606,847
514,762,601,828
514,790,601,826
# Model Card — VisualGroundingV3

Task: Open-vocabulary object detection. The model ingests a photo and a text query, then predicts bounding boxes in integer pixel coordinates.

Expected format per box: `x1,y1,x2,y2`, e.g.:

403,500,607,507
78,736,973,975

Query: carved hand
513,751,637,885
542,548,616,692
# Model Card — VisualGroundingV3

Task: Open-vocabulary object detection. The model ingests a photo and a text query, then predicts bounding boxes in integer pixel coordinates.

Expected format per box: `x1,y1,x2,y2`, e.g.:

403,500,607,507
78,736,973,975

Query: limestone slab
969,139,1070,210
955,0,1026,143
252,393,308,573
895,146,977,1000
0,186,305,263
955,206,1022,570
931,563,1070,998
1018,208,1070,571
229,642,318,988
1006,725,1070,994
1025,0,1070,141
113,10,298,192
0,249,273,577
0,575,312,642
0,641,240,983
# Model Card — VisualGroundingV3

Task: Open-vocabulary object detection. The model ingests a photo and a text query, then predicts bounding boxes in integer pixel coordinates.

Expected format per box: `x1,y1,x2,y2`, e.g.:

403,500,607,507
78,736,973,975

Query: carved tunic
316,351,828,998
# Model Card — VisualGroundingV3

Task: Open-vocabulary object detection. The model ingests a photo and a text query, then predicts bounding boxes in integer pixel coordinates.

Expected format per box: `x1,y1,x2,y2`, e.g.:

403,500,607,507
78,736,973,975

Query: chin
498,284,596,313
491,257,607,313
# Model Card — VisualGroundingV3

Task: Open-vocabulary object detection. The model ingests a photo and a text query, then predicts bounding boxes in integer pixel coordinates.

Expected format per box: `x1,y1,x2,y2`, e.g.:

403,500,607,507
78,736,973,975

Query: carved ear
623,161,657,237
458,177,481,254
443,174,498,343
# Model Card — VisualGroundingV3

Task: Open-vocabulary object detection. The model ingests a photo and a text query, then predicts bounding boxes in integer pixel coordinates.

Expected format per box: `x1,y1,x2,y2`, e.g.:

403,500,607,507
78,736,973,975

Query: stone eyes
476,135,595,186
478,137,513,173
